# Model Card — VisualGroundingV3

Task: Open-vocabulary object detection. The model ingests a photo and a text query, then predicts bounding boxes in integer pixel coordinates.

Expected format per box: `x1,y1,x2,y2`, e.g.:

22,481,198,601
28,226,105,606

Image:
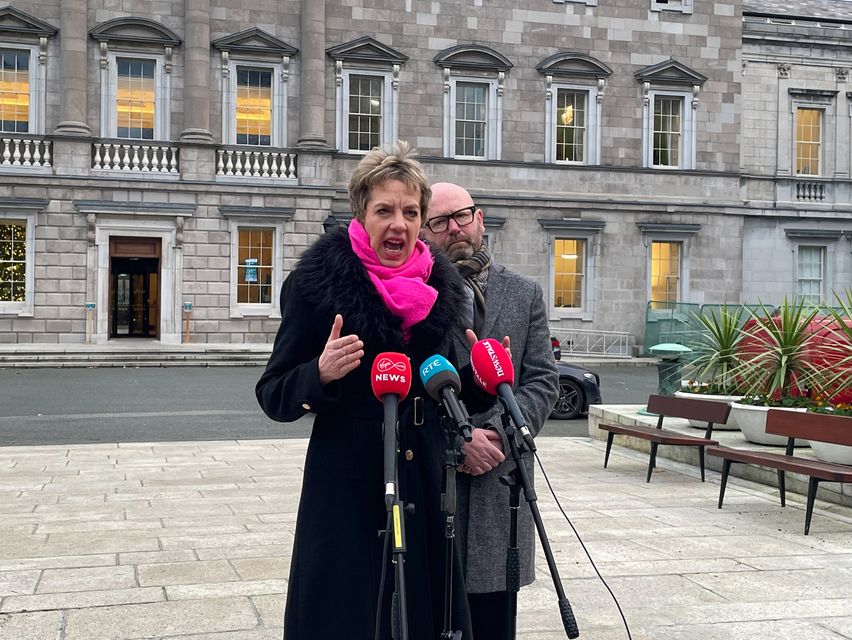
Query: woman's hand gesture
318,314,364,386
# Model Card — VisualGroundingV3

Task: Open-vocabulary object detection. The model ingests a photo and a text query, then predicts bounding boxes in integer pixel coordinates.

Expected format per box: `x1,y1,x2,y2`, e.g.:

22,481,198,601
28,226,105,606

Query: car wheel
550,379,584,420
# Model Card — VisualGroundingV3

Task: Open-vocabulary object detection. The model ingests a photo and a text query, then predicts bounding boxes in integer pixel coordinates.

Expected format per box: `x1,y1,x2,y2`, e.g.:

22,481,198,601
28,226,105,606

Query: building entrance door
109,237,161,338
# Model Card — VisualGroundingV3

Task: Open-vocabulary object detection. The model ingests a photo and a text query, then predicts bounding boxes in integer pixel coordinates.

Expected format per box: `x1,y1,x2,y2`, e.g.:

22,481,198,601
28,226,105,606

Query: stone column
180,0,213,142
53,0,91,135
297,0,328,149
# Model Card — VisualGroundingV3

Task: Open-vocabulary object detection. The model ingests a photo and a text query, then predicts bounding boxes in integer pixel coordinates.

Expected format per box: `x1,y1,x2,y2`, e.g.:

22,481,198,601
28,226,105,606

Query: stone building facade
0,0,849,350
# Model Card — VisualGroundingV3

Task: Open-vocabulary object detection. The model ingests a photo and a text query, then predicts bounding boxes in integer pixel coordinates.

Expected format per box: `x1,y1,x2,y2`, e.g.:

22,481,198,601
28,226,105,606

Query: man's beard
446,236,477,262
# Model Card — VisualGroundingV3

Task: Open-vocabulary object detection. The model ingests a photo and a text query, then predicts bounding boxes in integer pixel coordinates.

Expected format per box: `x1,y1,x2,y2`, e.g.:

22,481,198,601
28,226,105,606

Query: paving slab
0,436,850,639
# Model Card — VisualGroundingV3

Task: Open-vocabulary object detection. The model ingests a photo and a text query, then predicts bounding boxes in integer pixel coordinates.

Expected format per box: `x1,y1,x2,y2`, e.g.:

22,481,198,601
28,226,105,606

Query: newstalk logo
483,340,504,377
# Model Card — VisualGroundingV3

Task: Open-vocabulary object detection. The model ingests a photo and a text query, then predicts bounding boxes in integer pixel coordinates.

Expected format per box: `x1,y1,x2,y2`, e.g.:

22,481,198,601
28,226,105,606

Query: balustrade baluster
234,151,243,176
225,150,234,175
43,142,51,167
261,152,270,177
32,142,42,167
217,150,225,175
141,146,150,171
22,140,32,166
2,139,10,165
12,139,21,165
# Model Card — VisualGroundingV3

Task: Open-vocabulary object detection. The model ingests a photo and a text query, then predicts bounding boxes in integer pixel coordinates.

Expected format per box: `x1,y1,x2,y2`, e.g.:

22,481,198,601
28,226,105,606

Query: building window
455,81,488,158
102,52,169,140
650,241,681,308
796,245,824,304
444,77,501,160
116,58,156,140
554,238,586,308
237,228,274,304
0,220,25,302
348,74,383,152
0,210,35,316
653,96,682,168
236,67,272,146
0,49,29,133
796,108,821,176
555,89,587,163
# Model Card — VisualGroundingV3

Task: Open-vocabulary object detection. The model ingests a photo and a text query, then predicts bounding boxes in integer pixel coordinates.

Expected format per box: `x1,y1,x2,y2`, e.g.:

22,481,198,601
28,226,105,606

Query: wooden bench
600,394,730,483
707,409,852,535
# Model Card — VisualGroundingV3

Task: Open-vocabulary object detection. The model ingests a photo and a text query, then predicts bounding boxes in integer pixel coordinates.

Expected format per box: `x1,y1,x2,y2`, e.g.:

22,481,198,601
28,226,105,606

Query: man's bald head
422,182,485,262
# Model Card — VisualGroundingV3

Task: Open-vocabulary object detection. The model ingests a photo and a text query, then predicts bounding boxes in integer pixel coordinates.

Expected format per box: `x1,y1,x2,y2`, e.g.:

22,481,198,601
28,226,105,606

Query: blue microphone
419,355,473,441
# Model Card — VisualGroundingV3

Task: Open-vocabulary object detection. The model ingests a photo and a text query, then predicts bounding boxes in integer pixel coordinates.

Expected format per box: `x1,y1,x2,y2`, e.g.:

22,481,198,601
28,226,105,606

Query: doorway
109,237,161,338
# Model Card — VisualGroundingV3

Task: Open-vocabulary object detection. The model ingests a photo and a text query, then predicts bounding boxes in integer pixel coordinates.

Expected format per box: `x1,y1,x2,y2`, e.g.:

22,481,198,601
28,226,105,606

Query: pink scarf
348,220,438,342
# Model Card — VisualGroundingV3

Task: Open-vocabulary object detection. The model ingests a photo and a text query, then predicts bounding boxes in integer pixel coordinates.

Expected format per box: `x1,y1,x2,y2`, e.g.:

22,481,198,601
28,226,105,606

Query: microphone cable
534,451,633,640
374,511,392,640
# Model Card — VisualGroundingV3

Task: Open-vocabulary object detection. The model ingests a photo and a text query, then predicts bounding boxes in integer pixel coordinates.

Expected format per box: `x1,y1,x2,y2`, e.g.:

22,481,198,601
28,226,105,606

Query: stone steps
0,345,273,368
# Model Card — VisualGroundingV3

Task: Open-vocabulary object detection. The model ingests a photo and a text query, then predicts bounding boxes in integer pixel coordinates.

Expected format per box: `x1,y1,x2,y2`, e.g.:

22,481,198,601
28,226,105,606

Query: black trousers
468,591,510,640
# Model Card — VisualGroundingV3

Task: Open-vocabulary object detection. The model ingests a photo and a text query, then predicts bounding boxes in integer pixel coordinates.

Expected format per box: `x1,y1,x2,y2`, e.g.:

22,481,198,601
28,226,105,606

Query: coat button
404,449,414,461
301,403,311,411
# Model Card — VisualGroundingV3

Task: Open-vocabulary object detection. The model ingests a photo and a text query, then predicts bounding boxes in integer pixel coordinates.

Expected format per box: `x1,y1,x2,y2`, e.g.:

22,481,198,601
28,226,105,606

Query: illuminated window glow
237,228,273,304
553,238,585,308
236,68,272,146
0,50,29,133
116,58,155,140
796,108,821,176
0,221,26,302
650,241,681,308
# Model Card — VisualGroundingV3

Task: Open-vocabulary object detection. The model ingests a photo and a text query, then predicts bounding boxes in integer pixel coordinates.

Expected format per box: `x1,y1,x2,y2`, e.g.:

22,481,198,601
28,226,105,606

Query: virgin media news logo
377,357,407,373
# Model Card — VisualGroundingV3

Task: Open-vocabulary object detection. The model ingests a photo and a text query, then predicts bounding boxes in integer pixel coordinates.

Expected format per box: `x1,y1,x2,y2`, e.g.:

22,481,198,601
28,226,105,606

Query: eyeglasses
423,206,476,233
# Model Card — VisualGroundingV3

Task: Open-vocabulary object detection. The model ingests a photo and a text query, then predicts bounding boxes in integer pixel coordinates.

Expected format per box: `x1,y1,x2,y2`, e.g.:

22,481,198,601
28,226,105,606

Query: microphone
419,355,473,442
370,352,412,509
470,338,537,453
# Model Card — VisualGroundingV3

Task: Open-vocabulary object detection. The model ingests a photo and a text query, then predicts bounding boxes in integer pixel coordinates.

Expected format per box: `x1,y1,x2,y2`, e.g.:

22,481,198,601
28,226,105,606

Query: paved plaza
0,436,851,640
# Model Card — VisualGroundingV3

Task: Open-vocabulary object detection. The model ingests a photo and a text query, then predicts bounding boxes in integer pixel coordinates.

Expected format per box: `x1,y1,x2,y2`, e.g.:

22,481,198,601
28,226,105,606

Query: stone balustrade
0,136,52,169
92,141,180,174
794,179,827,202
216,146,298,180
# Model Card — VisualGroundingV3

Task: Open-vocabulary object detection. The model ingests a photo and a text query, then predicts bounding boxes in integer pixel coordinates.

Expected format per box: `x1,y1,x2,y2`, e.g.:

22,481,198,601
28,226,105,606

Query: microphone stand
382,396,409,640
496,398,580,639
437,400,472,640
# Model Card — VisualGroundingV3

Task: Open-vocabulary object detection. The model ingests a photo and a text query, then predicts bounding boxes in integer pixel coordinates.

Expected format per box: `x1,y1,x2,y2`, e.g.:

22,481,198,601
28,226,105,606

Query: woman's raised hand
318,314,364,386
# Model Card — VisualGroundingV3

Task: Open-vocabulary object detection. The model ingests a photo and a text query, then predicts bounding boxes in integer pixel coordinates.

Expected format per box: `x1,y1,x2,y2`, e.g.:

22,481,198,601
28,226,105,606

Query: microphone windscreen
370,352,412,401
419,355,461,401
470,338,515,395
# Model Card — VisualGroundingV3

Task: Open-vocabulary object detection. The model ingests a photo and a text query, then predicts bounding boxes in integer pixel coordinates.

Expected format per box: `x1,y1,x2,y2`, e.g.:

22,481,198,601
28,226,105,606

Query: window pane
0,221,26,302
116,58,155,140
652,96,682,167
555,89,586,163
455,82,487,157
650,241,680,308
348,75,383,151
553,238,585,308
236,67,273,146
796,108,821,176
0,50,30,133
797,245,824,304
237,227,274,304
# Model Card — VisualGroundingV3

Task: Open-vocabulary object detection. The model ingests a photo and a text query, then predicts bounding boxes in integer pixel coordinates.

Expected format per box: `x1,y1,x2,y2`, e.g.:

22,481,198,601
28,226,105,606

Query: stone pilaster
297,0,328,149
180,0,214,143
53,0,91,136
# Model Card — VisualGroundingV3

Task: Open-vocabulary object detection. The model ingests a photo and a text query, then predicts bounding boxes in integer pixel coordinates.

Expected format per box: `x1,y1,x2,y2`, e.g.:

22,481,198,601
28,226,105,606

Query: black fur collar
292,227,465,358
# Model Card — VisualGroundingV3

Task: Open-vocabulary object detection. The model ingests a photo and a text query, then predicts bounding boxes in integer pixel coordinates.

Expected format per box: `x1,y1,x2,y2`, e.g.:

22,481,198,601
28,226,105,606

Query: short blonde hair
348,140,430,223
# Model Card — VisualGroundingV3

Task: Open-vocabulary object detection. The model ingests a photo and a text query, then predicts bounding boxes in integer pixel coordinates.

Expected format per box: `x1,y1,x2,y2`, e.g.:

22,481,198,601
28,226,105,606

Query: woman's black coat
256,228,476,640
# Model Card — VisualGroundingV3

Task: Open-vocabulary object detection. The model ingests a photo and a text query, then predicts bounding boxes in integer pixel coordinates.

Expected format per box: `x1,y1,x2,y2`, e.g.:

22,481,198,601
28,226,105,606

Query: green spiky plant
736,297,827,402
819,289,852,400
685,305,746,395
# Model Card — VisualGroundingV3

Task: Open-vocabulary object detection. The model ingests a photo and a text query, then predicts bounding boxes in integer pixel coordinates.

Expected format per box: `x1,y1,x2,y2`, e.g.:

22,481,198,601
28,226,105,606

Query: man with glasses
421,182,558,640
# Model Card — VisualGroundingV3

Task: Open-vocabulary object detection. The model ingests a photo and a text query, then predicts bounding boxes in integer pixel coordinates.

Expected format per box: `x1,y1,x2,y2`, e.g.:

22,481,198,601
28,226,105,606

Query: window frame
794,106,823,177
101,51,170,141
337,68,393,155
222,57,287,148
0,209,35,317
0,42,46,135
552,236,589,314
795,244,826,305
228,219,283,318
547,82,601,165
643,89,695,170
445,76,500,160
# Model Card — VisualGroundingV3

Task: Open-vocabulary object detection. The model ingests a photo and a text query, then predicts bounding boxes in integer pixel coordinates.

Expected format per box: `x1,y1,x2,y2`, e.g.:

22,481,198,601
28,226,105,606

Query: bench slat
647,394,731,424
766,409,852,447
600,423,718,446
707,446,852,482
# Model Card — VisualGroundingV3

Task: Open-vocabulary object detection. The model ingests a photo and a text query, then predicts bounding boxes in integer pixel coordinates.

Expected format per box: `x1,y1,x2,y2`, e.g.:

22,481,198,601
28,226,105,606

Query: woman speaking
256,142,475,639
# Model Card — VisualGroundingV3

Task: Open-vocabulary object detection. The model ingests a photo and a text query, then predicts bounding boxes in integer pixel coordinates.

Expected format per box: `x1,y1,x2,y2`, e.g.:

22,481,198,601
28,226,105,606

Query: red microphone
370,352,412,402
470,339,536,452
370,352,412,509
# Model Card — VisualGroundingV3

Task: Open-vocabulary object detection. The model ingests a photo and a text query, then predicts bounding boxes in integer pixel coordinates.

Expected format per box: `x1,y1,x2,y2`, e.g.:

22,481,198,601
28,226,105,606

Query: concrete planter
808,440,852,465
674,390,742,430
730,402,807,446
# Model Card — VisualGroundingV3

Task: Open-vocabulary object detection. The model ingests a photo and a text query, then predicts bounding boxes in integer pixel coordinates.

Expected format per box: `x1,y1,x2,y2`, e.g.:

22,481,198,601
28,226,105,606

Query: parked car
550,336,603,420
